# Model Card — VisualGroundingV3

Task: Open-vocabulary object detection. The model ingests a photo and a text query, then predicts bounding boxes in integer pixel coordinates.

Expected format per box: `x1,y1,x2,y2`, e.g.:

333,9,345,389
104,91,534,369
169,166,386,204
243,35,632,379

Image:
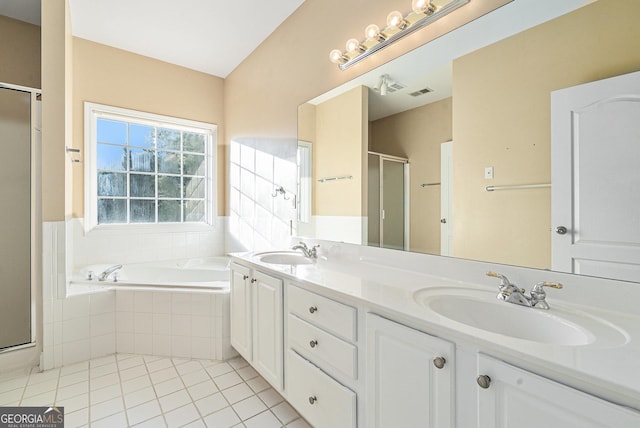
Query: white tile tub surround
69,217,227,267
41,218,235,371
115,290,235,361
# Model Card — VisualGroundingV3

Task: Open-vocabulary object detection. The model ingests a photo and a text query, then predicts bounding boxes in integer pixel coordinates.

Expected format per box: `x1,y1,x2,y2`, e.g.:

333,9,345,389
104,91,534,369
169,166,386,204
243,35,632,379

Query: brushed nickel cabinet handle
308,396,317,405
433,357,446,369
477,375,491,389
309,306,317,314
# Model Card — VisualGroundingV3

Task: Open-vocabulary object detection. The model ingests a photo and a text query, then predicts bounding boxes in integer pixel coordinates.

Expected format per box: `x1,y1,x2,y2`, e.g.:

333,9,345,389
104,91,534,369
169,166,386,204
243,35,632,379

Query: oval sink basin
256,251,313,265
414,287,627,346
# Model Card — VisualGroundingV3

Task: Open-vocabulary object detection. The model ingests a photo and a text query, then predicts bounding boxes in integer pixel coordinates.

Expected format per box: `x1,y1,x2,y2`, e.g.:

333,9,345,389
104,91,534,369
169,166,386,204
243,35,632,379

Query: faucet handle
539,281,563,289
486,271,511,287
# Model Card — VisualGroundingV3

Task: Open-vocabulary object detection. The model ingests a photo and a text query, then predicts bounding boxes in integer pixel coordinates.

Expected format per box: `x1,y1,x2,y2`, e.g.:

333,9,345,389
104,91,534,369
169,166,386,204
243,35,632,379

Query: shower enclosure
368,152,409,250
0,83,40,351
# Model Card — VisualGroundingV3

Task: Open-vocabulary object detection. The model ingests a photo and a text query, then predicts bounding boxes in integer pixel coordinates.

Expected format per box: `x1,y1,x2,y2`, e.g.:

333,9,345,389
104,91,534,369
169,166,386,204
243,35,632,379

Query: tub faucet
98,264,123,281
292,242,319,258
486,272,563,309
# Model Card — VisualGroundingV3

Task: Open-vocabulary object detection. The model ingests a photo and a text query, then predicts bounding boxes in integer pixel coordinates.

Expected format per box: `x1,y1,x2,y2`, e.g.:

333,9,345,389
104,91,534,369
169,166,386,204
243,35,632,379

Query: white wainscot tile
134,292,153,313
171,336,191,358
191,337,211,360
172,293,191,315
63,295,90,320
62,318,90,343
90,292,115,315
171,314,191,336
134,334,153,355
62,340,91,366
152,335,172,356
153,292,171,314
116,332,135,354
116,311,134,333
134,313,153,334
191,315,211,338
153,314,171,335
191,294,211,316
91,312,115,337
116,290,134,312
90,333,116,358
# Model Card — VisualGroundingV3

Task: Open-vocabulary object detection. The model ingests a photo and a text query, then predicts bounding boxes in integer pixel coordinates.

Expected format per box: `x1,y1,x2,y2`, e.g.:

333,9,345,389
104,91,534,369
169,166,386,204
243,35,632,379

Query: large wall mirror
297,0,640,283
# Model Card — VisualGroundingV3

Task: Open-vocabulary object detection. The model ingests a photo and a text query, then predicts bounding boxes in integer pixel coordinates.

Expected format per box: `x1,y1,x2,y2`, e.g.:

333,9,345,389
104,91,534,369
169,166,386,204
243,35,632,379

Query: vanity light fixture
329,0,470,70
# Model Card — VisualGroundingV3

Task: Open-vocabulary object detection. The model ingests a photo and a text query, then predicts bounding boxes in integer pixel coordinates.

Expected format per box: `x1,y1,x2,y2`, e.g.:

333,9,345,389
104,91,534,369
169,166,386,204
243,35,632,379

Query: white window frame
84,102,217,233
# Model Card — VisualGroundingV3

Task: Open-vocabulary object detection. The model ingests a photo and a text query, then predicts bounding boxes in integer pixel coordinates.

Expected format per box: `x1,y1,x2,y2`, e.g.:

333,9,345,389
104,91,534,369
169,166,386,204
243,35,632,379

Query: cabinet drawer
288,284,357,341
288,313,357,380
287,350,356,428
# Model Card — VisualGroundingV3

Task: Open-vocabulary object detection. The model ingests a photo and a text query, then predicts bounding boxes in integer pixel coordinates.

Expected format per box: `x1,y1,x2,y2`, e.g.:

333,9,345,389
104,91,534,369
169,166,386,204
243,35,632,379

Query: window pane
183,154,205,176
97,144,128,171
130,199,156,223
184,132,205,153
130,148,156,172
158,151,181,174
97,119,127,145
130,174,155,198
159,200,181,222
98,172,126,197
184,200,205,222
98,199,126,224
129,123,155,148
158,175,181,198
158,128,181,150
184,176,205,198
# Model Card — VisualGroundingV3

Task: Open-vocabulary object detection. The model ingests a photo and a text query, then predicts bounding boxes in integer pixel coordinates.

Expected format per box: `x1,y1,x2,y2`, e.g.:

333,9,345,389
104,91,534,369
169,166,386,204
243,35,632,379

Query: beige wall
224,0,510,215
452,0,640,268
371,97,452,254
71,38,226,217
0,15,41,89
313,86,368,217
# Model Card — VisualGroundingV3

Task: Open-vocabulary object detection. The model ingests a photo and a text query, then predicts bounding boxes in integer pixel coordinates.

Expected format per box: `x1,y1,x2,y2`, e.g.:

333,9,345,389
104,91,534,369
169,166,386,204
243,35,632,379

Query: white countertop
231,243,640,410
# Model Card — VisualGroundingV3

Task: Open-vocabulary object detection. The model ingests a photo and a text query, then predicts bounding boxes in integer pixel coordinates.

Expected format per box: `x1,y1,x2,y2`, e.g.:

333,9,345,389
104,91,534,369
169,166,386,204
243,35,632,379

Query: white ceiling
68,0,305,78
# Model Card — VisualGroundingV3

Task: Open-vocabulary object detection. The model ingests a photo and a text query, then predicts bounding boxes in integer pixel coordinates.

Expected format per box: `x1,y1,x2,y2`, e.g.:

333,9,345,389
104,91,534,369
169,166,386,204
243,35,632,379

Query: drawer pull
242,275,249,280
433,356,446,369
309,306,318,314
477,375,492,389
308,396,317,405
250,278,257,283
309,339,318,348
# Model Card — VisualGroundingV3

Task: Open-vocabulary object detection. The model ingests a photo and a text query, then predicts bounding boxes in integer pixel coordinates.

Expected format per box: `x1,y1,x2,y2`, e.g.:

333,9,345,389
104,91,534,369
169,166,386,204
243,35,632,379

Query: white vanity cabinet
476,354,640,428
230,262,284,390
366,314,455,428
286,284,358,428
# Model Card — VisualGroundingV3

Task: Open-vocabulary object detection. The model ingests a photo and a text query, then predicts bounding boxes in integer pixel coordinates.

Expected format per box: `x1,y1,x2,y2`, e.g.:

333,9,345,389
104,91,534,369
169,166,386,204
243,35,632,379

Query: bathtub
70,256,231,292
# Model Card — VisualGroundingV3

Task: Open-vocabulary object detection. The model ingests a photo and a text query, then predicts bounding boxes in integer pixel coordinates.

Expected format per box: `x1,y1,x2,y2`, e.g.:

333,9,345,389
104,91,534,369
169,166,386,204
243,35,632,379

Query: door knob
433,357,446,369
477,375,491,389
555,226,567,235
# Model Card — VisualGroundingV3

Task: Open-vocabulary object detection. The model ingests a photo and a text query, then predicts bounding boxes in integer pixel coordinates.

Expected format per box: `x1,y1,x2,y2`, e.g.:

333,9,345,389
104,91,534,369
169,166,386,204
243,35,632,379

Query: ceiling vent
386,82,406,93
409,87,433,97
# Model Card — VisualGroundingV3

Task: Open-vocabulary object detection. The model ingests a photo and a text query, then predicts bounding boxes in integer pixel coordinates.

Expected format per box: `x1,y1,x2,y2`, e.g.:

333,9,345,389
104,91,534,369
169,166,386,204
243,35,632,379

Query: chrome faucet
291,242,319,258
486,272,563,309
98,264,123,281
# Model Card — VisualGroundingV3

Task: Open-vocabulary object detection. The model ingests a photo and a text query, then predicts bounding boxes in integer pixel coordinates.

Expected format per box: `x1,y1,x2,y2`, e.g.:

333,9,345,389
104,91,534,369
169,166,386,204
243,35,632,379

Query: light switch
485,166,494,179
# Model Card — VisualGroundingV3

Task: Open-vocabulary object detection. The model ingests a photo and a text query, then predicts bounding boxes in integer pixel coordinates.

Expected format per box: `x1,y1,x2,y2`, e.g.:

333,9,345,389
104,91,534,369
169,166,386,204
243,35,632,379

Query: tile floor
0,354,311,428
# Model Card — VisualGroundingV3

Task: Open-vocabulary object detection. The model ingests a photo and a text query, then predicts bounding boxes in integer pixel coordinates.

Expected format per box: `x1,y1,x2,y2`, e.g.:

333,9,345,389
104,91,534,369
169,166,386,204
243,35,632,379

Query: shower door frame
369,151,410,251
0,82,41,353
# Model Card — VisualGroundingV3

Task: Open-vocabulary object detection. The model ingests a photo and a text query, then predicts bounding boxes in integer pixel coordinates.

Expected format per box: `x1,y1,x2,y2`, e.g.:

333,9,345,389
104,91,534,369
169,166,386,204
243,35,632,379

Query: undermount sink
255,251,313,265
413,287,627,346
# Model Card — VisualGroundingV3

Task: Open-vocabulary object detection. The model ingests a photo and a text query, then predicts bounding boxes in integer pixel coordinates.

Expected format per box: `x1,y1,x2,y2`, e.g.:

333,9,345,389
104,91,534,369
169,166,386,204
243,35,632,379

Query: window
84,103,216,230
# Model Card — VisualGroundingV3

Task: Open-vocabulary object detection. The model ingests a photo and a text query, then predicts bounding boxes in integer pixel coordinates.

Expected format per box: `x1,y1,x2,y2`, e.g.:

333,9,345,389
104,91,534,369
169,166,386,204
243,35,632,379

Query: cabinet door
230,263,252,361
253,270,284,390
366,314,455,428
477,354,640,428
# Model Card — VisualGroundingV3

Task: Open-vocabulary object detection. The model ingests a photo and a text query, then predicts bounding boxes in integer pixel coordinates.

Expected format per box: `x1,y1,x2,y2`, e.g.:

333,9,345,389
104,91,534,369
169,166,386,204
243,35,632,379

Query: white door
440,141,453,256
230,263,252,361
366,314,454,428
477,354,640,428
252,270,284,390
551,71,640,282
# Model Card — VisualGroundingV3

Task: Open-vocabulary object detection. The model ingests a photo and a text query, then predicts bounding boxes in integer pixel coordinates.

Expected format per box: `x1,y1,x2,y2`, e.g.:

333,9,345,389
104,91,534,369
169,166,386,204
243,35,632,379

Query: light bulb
329,49,344,64
386,11,405,29
346,38,361,53
364,24,380,41
412,0,435,14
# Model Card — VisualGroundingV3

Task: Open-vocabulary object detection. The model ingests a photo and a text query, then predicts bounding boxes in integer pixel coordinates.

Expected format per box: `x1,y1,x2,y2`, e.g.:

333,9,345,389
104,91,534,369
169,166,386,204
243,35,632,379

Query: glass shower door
382,159,405,250
0,87,32,349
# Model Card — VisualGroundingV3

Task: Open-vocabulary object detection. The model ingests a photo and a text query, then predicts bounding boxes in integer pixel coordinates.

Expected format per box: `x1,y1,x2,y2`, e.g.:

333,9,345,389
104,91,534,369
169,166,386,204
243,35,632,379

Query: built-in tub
70,256,230,292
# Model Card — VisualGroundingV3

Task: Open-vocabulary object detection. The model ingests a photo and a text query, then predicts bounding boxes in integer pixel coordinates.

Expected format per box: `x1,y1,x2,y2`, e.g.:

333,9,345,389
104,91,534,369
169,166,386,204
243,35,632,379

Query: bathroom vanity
230,241,640,428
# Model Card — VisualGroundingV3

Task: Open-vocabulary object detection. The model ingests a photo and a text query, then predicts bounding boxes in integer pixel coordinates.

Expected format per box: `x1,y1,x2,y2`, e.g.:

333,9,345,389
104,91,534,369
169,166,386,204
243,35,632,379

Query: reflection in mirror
297,0,640,283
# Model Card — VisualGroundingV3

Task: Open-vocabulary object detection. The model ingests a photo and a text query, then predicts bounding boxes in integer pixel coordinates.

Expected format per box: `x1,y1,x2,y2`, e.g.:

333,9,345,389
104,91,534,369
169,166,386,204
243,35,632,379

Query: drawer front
288,313,357,380
287,350,356,428
288,284,357,341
